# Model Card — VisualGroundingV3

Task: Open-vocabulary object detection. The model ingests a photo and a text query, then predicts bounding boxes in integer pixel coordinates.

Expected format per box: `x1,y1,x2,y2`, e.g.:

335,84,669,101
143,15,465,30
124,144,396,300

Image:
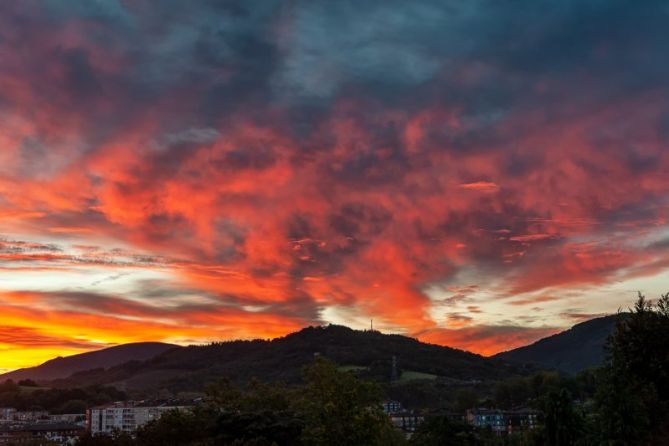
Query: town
0,397,541,445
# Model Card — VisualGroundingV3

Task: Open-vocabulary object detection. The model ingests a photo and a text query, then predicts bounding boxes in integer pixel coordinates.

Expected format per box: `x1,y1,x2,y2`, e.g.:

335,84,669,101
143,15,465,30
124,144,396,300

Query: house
14,411,49,423
467,408,505,433
49,413,86,427
0,422,84,445
0,409,15,424
466,408,541,435
504,408,540,434
382,400,403,414
87,401,191,435
390,411,424,433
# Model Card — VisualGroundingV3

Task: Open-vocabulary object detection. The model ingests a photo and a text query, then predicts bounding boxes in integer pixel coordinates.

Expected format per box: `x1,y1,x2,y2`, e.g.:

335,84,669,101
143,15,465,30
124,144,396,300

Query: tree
455,389,480,413
209,409,304,446
410,416,479,446
543,389,582,446
76,432,134,446
495,377,531,410
200,378,303,445
593,367,652,446
57,399,87,414
297,357,392,446
592,293,669,444
136,410,204,446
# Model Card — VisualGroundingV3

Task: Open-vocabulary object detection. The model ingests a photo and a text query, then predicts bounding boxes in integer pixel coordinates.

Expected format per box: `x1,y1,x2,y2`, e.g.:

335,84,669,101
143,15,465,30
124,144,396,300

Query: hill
50,325,526,392
493,315,621,374
0,342,177,382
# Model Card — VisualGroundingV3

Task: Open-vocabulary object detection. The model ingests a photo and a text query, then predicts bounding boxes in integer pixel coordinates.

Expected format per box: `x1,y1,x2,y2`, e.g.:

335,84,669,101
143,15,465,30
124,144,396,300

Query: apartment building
87,402,189,435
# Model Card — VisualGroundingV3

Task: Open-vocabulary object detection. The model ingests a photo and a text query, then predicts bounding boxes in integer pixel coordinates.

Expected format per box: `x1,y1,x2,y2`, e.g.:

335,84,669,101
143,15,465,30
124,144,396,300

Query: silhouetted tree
543,389,582,446
593,293,669,444
409,416,480,446
297,357,392,446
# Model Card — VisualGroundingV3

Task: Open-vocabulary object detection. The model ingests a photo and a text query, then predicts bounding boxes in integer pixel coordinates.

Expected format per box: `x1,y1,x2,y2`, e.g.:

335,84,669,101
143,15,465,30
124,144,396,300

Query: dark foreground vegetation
74,293,669,446
0,381,126,414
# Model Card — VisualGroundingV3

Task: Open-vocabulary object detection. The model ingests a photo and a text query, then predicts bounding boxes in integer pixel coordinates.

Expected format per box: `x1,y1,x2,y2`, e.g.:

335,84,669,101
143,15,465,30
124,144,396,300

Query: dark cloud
1,0,669,362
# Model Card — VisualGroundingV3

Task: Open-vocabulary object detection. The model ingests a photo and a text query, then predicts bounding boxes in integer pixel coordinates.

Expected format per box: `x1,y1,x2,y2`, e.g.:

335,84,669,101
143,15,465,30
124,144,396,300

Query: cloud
0,326,103,350
460,182,500,193
508,295,562,306
418,325,560,356
1,0,669,366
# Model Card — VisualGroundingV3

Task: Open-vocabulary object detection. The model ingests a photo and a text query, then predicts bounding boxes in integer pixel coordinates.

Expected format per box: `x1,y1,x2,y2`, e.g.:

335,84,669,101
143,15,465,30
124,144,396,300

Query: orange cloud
459,181,501,193
1,1,669,371
418,326,560,357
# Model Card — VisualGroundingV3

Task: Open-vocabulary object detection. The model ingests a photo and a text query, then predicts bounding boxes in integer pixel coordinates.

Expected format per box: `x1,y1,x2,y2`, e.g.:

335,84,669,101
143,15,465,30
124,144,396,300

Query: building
87,402,190,435
14,411,49,423
49,413,86,426
0,409,15,424
390,411,424,433
0,422,84,445
466,408,541,435
504,408,540,434
382,400,403,414
467,408,505,434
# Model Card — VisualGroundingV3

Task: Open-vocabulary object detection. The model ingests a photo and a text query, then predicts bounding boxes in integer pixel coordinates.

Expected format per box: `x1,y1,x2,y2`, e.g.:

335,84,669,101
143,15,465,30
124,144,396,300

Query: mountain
0,342,177,382
50,325,527,392
494,315,621,374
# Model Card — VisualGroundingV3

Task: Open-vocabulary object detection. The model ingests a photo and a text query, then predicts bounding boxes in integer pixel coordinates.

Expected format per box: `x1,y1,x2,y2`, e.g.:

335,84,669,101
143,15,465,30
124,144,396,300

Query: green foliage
542,389,583,446
57,399,88,414
297,357,392,446
399,371,437,382
410,416,480,446
62,325,523,393
0,381,125,412
77,432,135,446
455,389,480,413
591,366,653,445
589,293,669,445
135,410,199,446
495,377,532,410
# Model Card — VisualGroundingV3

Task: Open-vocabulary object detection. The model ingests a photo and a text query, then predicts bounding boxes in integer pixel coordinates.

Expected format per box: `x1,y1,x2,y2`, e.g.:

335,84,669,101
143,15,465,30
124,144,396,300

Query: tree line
0,381,126,414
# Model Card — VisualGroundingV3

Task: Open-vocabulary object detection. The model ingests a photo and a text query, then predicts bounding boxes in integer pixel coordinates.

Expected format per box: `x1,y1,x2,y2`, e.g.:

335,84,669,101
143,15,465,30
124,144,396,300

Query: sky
1,0,669,371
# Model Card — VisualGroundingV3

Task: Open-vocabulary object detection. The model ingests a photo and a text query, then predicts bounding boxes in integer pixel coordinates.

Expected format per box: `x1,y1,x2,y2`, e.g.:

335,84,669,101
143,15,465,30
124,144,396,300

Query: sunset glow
2,0,669,370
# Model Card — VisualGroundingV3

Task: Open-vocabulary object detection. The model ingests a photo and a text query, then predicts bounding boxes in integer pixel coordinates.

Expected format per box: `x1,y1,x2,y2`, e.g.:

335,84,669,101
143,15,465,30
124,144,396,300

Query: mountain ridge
0,342,177,382
48,325,528,392
493,314,621,374
2,316,622,390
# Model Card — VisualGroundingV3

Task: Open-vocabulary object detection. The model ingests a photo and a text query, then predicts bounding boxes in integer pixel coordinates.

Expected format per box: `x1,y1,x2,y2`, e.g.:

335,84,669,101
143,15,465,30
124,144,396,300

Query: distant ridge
3,316,620,388
493,315,621,374
49,325,527,392
0,342,177,382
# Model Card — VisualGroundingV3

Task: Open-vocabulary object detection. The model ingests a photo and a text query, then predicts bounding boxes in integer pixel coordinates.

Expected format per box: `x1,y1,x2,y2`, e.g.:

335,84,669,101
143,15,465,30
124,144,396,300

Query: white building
87,402,188,435
0,408,16,424
49,413,86,426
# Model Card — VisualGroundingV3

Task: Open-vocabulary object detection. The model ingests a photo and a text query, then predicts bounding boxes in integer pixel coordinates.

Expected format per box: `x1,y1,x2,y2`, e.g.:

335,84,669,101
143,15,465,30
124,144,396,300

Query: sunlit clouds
1,0,669,369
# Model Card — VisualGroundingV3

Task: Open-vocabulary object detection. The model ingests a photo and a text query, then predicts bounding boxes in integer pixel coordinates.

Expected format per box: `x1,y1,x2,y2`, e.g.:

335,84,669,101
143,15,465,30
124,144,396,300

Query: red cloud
1,2,669,368
459,181,501,193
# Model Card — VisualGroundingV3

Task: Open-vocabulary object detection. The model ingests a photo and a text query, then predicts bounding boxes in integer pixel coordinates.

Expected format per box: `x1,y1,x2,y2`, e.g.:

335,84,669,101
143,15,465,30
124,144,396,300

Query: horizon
1,313,616,375
2,1,669,372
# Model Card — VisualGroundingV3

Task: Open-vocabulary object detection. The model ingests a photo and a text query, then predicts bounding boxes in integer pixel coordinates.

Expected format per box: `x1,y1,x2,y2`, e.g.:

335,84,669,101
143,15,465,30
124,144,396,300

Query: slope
51,325,525,392
0,342,177,382
494,315,621,374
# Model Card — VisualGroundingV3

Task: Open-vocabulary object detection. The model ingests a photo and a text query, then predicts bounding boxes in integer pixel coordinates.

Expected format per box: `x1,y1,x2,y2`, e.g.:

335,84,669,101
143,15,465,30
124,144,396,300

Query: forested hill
51,325,526,392
0,342,176,382
494,315,621,374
